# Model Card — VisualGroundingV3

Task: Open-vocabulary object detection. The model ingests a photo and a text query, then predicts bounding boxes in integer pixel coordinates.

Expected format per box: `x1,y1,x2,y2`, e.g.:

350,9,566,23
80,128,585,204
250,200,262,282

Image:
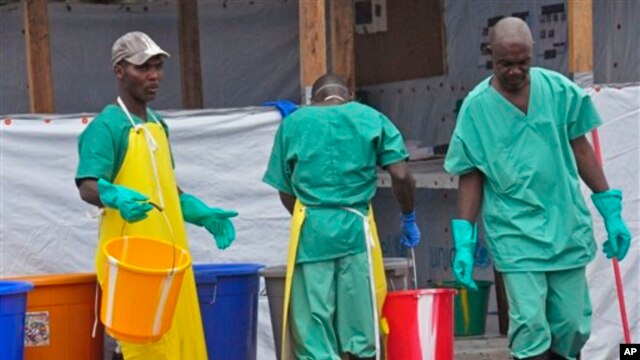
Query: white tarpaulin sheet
582,85,640,358
1,85,638,358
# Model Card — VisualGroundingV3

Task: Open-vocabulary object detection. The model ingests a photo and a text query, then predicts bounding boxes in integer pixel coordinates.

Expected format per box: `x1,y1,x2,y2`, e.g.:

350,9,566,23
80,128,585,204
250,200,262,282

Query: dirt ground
454,313,512,360
103,314,514,359
455,335,512,360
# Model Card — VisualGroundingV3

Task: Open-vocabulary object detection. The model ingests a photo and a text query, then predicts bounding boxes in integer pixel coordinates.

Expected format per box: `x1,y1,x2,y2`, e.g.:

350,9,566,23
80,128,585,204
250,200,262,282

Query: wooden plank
330,0,355,91
23,0,54,113
567,0,593,72
299,0,327,98
177,0,203,108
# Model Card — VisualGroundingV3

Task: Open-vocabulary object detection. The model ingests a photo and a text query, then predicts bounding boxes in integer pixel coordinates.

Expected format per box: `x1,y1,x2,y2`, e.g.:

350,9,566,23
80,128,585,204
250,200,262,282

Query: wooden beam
23,0,54,113
177,0,203,108
330,0,355,91
567,0,593,73
299,0,327,101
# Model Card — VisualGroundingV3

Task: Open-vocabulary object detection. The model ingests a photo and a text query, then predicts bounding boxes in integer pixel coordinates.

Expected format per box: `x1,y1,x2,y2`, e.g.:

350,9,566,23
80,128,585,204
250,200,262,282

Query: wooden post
23,0,54,113
567,0,593,73
177,0,203,108
330,0,355,91
299,0,327,103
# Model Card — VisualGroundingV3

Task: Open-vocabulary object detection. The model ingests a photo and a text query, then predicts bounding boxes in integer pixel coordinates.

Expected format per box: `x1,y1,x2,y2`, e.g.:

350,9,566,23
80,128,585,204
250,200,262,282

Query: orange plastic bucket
101,236,191,343
7,273,103,360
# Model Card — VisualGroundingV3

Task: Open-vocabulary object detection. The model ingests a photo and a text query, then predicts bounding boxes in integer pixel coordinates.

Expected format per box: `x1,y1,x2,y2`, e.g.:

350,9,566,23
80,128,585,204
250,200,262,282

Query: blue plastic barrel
193,263,264,360
0,280,34,360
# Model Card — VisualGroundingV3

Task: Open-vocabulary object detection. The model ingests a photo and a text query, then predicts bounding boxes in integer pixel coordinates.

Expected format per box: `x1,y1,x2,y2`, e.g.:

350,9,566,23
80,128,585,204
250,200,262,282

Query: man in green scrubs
263,74,420,360
75,32,237,360
444,18,631,360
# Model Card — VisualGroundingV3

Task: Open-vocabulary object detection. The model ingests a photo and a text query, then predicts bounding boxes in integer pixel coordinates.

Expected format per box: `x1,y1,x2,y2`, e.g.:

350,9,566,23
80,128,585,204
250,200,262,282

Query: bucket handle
199,276,218,304
208,280,218,305
410,248,418,290
114,201,179,276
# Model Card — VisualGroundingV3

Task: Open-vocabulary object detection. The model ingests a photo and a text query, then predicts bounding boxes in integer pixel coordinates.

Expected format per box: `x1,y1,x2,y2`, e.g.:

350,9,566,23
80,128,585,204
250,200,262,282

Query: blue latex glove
400,211,421,247
97,179,153,223
451,219,478,291
180,193,238,250
263,100,298,118
592,189,632,261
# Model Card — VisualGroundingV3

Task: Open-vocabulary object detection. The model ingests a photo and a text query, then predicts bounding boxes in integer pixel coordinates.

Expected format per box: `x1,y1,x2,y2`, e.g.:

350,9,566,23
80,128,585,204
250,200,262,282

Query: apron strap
341,206,381,360
116,97,159,152
115,97,165,208
282,200,306,360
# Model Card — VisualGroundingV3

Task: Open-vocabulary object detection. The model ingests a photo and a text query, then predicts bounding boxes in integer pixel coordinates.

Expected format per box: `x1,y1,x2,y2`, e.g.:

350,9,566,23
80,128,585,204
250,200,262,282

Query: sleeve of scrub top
262,124,294,195
376,113,409,167
75,119,117,184
565,81,603,140
444,134,477,175
444,106,477,175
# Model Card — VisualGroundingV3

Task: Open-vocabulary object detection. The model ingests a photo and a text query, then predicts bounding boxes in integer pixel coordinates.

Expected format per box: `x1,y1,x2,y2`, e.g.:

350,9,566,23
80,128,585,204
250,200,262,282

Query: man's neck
491,76,529,97
490,76,531,114
119,94,147,120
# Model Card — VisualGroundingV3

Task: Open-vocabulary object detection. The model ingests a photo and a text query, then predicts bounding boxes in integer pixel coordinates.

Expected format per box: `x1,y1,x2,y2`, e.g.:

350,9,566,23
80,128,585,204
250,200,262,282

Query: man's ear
114,62,125,79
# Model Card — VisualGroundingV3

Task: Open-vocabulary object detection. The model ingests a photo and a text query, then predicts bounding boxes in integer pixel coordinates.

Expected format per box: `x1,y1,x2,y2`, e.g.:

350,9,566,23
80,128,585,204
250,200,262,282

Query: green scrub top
75,104,171,184
263,102,408,263
444,68,601,272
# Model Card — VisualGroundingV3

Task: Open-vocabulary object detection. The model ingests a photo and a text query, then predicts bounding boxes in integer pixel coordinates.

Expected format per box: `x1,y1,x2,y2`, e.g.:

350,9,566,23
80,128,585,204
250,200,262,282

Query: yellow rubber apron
281,201,389,360
97,98,208,359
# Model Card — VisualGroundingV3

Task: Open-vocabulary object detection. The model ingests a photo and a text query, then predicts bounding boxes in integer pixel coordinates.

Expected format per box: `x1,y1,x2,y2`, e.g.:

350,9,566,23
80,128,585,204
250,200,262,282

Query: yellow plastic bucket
100,236,191,344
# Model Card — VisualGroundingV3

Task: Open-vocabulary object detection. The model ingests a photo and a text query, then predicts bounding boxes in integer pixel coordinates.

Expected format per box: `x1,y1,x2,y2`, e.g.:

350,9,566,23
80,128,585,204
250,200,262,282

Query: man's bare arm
78,178,102,207
387,161,415,213
457,170,483,221
279,191,296,215
571,135,609,193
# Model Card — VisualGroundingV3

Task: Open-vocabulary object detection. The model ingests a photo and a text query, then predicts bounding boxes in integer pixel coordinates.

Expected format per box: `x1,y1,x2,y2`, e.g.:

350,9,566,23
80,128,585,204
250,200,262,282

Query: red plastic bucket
383,288,457,360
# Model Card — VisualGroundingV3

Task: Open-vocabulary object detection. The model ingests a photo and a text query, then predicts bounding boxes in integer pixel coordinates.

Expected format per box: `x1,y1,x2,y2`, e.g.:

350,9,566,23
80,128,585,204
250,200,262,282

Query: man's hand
202,213,237,250
400,211,420,247
592,189,632,261
97,179,153,223
180,193,238,250
451,219,478,291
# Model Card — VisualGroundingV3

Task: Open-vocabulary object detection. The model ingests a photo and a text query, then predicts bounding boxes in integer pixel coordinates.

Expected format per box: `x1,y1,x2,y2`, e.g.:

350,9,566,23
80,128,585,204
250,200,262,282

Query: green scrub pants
503,266,591,360
290,251,376,360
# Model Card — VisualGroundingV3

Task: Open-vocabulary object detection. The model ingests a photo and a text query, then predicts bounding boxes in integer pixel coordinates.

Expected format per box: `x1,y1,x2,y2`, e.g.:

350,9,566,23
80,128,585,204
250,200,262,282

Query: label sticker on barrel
24,311,50,347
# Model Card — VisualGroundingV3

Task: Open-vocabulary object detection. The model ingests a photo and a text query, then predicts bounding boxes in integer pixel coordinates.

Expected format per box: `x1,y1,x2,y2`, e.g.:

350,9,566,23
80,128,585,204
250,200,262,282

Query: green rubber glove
592,189,631,261
97,179,153,223
451,219,478,291
180,193,238,250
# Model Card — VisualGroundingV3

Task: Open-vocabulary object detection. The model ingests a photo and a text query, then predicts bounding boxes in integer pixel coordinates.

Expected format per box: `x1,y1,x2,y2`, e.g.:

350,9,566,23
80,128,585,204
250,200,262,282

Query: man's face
116,55,164,103
491,41,531,92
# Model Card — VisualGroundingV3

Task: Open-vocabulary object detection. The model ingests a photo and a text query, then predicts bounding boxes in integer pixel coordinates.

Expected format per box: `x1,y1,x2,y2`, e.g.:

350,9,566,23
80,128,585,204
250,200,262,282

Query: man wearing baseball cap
75,31,237,360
